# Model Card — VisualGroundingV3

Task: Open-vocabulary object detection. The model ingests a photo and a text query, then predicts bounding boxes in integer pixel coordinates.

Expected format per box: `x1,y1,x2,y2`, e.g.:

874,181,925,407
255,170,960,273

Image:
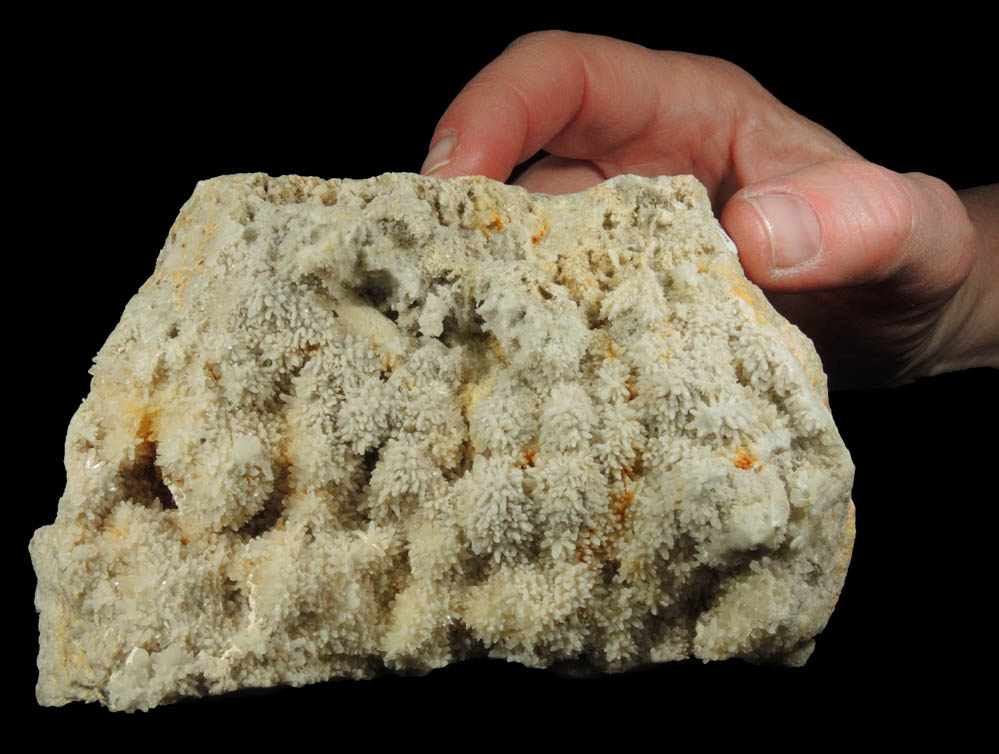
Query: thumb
722,158,974,297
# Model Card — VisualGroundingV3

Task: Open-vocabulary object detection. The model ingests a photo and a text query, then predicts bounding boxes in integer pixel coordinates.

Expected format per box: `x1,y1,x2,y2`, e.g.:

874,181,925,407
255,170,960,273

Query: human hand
420,31,998,388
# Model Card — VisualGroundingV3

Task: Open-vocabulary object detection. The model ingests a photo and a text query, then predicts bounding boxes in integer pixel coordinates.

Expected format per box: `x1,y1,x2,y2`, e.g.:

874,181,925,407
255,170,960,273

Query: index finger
420,31,741,194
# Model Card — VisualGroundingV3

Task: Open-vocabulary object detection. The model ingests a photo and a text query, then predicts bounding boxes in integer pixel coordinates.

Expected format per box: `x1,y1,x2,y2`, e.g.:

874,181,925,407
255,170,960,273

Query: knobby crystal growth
31,173,855,711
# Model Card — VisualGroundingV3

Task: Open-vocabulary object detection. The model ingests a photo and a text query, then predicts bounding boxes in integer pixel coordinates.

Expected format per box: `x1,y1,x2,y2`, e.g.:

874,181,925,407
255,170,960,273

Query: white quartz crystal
30,172,855,711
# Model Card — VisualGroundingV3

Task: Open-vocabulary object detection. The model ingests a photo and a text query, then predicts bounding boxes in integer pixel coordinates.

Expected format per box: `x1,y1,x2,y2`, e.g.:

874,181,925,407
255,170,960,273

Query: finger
723,158,975,298
512,155,607,194
420,31,743,192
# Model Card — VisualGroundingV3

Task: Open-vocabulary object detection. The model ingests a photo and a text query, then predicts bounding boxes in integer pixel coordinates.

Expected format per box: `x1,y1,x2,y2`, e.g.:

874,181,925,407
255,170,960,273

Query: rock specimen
30,172,855,711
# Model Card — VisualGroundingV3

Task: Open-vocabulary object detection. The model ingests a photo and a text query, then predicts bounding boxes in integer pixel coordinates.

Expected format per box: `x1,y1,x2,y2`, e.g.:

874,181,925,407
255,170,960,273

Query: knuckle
505,29,574,53
831,159,974,288
832,159,918,246
676,52,759,92
905,172,978,268
699,53,753,81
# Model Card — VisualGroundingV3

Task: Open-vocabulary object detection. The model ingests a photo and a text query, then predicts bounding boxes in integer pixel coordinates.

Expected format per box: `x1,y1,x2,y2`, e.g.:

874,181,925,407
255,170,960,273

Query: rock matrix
30,172,855,710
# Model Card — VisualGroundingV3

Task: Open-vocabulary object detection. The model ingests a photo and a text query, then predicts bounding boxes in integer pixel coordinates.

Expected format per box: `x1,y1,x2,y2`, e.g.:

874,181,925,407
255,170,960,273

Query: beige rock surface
30,172,855,711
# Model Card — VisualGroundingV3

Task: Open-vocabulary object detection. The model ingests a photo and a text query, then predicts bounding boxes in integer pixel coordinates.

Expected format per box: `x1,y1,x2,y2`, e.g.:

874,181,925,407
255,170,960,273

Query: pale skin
421,31,998,389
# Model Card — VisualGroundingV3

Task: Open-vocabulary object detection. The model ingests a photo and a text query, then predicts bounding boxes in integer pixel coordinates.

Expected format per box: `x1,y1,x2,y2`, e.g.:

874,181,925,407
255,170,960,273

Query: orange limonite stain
734,447,755,469
610,488,635,525
625,378,638,401
490,337,506,363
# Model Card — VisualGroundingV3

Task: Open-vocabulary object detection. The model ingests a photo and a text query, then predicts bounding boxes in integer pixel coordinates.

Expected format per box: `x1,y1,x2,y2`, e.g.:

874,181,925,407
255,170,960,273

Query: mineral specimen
30,172,855,711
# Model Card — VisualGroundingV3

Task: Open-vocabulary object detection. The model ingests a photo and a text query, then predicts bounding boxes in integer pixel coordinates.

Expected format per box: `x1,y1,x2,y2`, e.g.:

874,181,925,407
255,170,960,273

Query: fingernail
747,194,821,269
421,132,457,175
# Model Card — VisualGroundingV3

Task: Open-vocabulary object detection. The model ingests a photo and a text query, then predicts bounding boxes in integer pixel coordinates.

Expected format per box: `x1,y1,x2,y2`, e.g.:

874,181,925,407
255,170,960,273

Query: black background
17,10,995,738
